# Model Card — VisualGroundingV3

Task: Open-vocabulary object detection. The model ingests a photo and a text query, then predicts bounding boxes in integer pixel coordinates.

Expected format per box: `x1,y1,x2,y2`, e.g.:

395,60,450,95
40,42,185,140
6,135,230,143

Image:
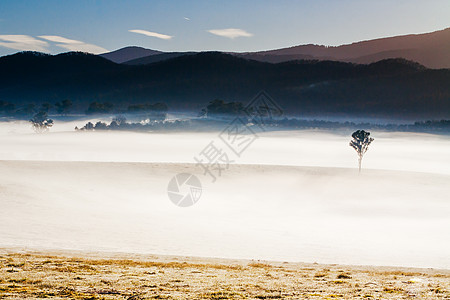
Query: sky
0,0,449,56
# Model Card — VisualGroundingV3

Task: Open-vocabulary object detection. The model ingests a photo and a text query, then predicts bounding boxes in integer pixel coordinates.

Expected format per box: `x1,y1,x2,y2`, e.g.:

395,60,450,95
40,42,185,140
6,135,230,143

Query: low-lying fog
0,120,449,175
0,120,449,269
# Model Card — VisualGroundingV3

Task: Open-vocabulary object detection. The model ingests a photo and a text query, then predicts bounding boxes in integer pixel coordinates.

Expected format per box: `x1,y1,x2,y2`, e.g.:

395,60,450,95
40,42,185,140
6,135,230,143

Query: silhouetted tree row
0,100,16,113
126,103,168,121
30,111,53,133
73,115,450,134
0,99,171,119
76,116,192,132
55,99,73,114
0,100,72,117
273,118,450,133
199,99,244,117
86,102,114,114
85,102,170,116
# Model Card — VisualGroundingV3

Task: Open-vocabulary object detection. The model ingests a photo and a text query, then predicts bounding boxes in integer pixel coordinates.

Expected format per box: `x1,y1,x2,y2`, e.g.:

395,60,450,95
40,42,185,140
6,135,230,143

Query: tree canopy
349,130,374,173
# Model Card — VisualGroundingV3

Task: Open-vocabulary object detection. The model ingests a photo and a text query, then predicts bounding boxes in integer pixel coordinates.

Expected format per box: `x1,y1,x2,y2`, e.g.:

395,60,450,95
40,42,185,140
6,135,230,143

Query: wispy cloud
38,35,83,44
207,28,253,39
129,29,173,40
38,35,108,54
0,34,107,54
0,35,48,52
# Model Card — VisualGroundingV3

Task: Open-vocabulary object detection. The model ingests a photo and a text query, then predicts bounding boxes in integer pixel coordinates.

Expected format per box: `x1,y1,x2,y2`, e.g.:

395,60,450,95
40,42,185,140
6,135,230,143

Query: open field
0,249,449,299
0,123,449,298
0,160,449,269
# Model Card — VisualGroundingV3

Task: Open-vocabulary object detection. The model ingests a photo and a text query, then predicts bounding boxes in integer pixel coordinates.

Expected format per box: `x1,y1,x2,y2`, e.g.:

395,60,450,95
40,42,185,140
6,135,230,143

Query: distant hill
124,52,197,65
99,46,162,64
247,28,450,69
0,51,448,118
111,28,450,69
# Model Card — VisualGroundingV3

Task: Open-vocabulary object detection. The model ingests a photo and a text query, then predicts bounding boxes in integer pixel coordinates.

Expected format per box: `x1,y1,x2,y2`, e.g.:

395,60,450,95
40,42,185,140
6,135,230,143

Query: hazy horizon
1,27,450,58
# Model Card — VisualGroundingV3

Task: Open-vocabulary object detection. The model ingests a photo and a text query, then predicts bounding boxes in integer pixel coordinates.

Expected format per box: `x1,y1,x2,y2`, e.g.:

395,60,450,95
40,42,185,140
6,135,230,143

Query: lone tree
349,130,374,173
30,111,54,133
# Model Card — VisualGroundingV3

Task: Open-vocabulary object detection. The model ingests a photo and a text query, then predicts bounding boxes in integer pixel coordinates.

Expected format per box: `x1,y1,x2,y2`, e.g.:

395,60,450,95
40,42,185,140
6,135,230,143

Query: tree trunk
358,156,362,174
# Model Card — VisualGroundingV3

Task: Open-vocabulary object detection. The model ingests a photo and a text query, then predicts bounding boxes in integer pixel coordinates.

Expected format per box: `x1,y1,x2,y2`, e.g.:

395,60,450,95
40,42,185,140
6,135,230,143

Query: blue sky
0,0,449,56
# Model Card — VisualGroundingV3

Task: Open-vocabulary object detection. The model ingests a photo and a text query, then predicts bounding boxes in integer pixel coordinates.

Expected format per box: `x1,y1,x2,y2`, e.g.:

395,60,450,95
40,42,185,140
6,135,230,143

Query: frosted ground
0,120,449,269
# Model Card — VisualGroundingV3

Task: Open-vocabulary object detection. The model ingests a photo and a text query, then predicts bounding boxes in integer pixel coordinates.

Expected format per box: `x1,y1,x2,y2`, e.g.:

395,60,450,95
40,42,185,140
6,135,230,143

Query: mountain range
100,28,450,69
1,50,449,118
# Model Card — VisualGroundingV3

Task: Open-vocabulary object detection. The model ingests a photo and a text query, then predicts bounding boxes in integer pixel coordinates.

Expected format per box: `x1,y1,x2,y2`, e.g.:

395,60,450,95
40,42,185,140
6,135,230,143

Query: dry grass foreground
0,250,449,299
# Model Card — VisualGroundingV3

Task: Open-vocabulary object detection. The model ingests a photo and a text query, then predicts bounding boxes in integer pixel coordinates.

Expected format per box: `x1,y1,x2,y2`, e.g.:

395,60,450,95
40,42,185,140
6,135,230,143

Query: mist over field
0,120,449,269
0,120,448,174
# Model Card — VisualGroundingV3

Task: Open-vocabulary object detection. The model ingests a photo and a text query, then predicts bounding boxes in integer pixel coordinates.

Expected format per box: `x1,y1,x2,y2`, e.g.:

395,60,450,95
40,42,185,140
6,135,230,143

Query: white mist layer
0,121,449,268
0,120,449,175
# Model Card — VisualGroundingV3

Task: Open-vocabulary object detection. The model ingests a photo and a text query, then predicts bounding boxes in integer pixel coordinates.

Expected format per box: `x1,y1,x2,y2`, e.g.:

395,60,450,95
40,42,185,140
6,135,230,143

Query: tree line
0,100,168,117
0,100,72,116
0,99,73,116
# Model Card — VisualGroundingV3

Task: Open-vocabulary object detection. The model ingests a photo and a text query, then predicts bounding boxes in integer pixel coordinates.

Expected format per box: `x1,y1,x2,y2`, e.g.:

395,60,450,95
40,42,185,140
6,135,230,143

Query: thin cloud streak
129,29,173,40
38,35,108,54
0,35,48,52
55,43,108,54
38,35,83,44
207,28,253,39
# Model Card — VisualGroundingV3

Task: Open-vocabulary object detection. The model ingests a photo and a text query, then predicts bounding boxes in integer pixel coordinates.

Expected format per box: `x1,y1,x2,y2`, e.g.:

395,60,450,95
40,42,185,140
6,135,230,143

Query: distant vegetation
55,99,73,115
127,103,168,113
199,100,244,117
86,102,114,114
0,99,168,121
73,115,450,134
30,111,53,133
0,100,15,114
411,120,450,131
127,103,168,120
2,97,449,134
274,118,450,133
76,116,190,132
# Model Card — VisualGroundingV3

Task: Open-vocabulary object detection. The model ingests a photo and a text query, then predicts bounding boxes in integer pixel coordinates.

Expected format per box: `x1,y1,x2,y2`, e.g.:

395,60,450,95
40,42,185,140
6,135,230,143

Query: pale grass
0,251,449,299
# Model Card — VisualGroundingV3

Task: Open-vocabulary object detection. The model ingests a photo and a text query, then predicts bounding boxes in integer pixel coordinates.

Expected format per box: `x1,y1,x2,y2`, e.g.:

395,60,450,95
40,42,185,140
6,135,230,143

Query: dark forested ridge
0,51,449,118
